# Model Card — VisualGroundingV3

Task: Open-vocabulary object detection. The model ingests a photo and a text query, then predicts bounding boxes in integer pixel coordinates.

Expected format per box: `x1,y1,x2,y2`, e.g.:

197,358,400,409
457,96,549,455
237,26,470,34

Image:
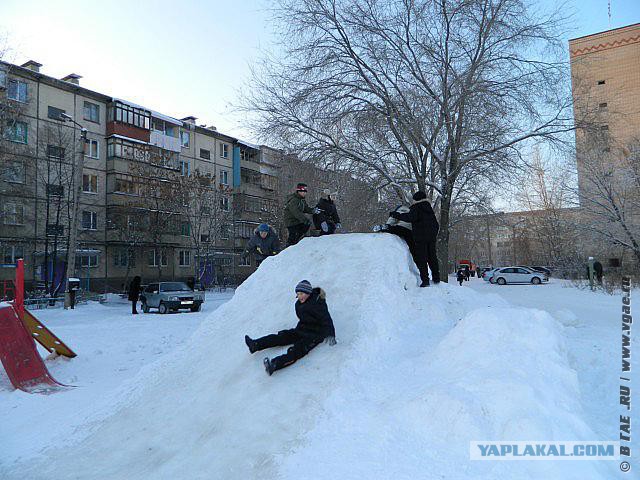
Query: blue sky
1,0,638,142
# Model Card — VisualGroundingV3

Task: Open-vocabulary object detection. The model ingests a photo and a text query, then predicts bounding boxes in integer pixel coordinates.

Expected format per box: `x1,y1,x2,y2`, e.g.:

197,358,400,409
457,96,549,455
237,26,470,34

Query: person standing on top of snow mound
242,223,281,267
313,189,342,235
389,191,441,287
244,280,336,376
284,183,319,246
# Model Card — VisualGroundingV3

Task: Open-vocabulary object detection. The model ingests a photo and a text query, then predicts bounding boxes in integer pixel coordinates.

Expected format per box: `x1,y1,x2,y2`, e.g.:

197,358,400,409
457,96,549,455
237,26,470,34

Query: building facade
0,60,285,294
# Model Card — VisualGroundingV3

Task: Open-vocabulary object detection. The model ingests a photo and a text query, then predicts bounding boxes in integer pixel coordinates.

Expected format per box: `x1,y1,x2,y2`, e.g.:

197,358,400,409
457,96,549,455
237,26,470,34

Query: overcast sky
1,0,638,143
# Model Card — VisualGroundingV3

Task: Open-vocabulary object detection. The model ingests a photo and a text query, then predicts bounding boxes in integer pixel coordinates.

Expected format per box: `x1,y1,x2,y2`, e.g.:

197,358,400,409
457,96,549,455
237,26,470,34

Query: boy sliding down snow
244,280,336,375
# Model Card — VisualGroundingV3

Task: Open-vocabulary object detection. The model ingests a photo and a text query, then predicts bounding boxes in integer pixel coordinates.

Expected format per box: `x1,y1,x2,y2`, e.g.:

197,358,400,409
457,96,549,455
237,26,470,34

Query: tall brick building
569,23,640,199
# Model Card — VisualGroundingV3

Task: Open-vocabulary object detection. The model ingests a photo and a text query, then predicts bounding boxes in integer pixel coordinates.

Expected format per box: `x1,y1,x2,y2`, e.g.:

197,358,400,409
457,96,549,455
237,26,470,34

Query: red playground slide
0,303,66,393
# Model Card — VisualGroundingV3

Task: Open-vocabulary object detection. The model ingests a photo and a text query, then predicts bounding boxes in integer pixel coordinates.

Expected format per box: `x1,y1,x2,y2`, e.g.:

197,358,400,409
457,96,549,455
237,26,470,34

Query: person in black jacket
128,276,142,314
242,223,281,267
313,189,341,235
244,280,336,375
389,191,440,287
456,269,465,286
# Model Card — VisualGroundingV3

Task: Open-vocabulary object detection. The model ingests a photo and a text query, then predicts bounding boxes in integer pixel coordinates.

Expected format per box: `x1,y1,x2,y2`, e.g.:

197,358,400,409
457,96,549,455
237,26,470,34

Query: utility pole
61,113,88,309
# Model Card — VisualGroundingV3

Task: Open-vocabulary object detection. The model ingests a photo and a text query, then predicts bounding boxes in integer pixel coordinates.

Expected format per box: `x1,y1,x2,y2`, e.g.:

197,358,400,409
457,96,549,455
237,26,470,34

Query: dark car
140,282,204,314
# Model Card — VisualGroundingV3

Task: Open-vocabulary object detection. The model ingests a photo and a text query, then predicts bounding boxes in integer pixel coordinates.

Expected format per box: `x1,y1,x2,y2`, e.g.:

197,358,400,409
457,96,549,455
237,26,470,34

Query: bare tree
244,0,577,279
570,136,640,267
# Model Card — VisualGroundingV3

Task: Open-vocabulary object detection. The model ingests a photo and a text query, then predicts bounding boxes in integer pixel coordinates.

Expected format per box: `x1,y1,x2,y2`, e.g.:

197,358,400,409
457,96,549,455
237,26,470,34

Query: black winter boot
420,279,430,287
264,357,275,376
245,335,257,354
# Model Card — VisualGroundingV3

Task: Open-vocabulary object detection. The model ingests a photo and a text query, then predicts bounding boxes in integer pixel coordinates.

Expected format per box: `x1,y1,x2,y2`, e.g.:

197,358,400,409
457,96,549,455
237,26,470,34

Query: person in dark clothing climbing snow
456,269,465,286
243,223,281,267
373,205,416,256
313,189,342,235
284,183,318,246
244,280,336,375
389,191,441,287
128,276,142,314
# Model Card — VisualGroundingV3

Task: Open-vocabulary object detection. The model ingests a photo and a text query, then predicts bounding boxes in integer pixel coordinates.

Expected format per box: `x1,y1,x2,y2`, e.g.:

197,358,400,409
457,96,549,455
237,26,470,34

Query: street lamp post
60,113,88,309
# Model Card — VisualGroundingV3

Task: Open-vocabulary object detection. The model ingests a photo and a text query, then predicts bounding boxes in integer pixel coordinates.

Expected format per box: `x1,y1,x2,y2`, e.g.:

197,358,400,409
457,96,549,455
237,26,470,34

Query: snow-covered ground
0,234,633,479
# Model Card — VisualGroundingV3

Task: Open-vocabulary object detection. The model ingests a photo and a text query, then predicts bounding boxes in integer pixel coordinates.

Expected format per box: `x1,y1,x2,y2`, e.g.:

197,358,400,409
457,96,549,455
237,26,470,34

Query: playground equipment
0,260,75,393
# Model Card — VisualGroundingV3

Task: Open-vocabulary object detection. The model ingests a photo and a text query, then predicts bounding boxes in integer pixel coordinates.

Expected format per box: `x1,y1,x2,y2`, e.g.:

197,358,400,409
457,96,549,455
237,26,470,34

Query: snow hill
6,234,615,479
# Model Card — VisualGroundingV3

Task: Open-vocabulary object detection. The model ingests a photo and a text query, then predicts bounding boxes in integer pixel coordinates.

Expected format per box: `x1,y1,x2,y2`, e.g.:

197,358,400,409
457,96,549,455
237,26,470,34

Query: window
46,224,64,236
0,68,6,88
7,79,28,102
76,254,98,268
181,131,190,148
115,178,137,195
220,170,229,186
108,101,150,129
81,211,98,230
597,80,606,85
6,121,28,143
107,137,150,162
83,101,100,123
148,249,168,267
180,159,190,176
48,106,66,120
200,148,210,160
113,249,135,267
219,143,228,158
239,254,251,267
47,145,65,159
220,224,230,240
165,125,177,138
83,174,98,193
600,125,609,131
3,160,25,183
2,245,24,265
180,222,191,237
4,203,24,225
220,196,230,212
152,118,165,132
179,250,191,267
46,184,64,197
85,139,99,159
200,233,210,243
599,102,608,109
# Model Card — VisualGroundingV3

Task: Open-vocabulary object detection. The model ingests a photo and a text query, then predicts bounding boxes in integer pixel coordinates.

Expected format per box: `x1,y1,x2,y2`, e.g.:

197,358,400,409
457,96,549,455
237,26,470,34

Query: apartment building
0,60,284,293
569,23,640,199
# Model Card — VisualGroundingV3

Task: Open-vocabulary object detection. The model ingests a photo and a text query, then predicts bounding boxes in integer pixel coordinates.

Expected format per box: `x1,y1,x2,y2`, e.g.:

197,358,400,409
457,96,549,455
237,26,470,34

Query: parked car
491,267,549,285
530,266,552,276
482,268,500,283
140,282,205,314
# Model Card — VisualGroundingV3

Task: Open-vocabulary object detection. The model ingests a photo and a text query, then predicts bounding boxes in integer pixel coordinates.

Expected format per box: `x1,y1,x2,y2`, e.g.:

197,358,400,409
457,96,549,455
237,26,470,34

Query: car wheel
158,302,168,314
497,277,506,285
531,277,541,285
142,302,150,313
190,304,201,313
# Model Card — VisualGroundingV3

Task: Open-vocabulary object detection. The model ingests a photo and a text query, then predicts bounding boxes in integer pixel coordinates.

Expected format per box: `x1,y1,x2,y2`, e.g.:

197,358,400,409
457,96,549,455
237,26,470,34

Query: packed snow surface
1,234,622,479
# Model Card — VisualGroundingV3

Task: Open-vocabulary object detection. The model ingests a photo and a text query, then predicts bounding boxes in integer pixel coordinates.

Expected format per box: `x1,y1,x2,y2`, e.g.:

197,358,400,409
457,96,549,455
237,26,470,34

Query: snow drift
3,234,614,479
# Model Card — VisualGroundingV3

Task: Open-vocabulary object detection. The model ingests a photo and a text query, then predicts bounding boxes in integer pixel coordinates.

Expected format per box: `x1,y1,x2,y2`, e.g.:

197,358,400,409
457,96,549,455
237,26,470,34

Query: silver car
491,267,548,285
140,282,205,314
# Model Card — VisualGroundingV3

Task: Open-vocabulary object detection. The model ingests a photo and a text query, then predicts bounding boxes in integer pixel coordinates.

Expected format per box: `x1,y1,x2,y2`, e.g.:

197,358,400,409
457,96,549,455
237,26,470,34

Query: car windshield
160,282,191,292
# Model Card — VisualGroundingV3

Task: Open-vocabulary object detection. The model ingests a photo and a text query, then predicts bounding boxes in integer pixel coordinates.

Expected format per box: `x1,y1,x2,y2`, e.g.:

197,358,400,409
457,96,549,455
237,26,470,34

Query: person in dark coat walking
456,269,465,286
128,276,142,314
284,183,317,246
313,189,342,235
244,280,336,375
389,191,440,287
243,223,281,266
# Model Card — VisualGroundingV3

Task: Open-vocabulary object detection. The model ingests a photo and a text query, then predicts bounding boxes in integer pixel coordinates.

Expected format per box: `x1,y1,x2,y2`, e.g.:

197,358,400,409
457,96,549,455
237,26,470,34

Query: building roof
569,22,640,43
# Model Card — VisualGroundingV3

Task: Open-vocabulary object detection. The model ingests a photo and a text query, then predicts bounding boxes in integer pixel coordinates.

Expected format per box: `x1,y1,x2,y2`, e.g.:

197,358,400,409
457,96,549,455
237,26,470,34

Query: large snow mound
3,234,613,479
